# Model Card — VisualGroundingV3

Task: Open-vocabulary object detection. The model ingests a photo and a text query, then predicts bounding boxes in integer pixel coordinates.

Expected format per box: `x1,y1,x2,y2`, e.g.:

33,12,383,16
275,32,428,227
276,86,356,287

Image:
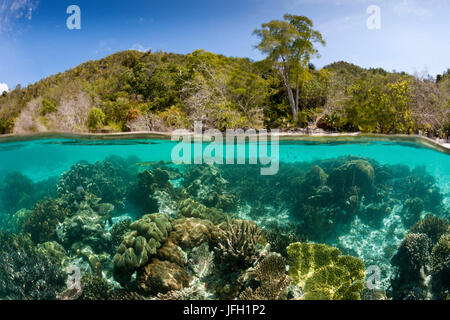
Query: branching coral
240,253,291,300
409,214,449,244
57,156,137,210
286,242,366,300
391,233,432,300
0,232,66,300
113,213,173,285
79,273,112,300
128,168,174,213
215,219,264,269
23,197,69,244
182,165,236,211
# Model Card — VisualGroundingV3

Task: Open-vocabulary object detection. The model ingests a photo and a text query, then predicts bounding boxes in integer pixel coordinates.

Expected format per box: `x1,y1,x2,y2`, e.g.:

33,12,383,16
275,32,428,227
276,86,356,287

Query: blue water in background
0,138,449,204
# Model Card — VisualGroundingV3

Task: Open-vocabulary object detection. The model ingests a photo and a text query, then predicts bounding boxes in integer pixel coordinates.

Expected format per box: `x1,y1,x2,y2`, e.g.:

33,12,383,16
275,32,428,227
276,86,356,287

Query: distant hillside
0,50,448,136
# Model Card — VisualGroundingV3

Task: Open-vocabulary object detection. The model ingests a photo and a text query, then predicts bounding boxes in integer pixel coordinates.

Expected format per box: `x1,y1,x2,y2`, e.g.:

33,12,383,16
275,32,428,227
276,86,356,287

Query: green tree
87,107,106,132
254,14,325,119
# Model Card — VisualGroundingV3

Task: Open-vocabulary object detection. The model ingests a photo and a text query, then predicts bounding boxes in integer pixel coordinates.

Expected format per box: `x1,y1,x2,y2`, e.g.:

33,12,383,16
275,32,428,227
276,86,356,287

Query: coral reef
182,165,236,211
23,197,69,244
240,253,291,300
287,242,366,300
79,273,112,300
57,156,138,210
113,213,173,285
137,258,190,295
0,232,66,300
215,219,265,270
177,198,228,224
391,233,432,300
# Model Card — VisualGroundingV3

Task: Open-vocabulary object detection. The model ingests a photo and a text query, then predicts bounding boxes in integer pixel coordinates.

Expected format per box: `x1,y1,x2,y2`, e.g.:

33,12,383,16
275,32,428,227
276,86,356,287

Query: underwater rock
286,242,366,300
327,159,375,197
137,258,190,295
401,198,424,228
239,253,291,300
113,213,173,285
0,171,35,214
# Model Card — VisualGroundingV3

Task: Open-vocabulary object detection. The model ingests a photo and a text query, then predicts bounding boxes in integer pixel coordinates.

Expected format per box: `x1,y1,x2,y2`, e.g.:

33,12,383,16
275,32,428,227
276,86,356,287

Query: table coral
286,242,366,300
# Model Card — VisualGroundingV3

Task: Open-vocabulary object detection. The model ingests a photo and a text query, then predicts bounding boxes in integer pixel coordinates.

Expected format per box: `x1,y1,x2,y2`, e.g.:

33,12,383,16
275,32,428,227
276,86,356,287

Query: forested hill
0,49,449,136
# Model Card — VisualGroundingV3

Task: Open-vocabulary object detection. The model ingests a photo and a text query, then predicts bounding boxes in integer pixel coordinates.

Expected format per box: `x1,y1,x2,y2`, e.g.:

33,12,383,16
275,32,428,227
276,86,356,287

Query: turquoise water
0,136,449,300
1,138,449,190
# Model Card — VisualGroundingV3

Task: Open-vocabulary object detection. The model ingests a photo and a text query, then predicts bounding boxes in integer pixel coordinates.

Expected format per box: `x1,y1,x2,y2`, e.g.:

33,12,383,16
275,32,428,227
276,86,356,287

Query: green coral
286,242,366,300
177,198,227,224
79,273,112,300
113,213,173,285
22,198,69,244
409,214,449,244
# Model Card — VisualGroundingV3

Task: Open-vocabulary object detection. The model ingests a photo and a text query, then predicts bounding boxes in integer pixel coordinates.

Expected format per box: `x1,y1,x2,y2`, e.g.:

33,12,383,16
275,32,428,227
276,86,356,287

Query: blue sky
0,0,449,91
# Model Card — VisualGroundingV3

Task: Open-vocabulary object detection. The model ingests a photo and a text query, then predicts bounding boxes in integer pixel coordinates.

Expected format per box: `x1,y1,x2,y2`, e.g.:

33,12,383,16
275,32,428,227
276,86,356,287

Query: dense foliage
0,21,448,136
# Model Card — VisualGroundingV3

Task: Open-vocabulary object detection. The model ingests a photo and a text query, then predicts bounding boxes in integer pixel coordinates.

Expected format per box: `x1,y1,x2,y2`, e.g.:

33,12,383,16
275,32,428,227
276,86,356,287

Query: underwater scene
0,136,449,300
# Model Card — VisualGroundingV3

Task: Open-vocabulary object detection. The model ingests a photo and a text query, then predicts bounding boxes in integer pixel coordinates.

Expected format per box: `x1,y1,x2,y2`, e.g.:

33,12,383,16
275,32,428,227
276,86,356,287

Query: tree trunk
279,64,297,118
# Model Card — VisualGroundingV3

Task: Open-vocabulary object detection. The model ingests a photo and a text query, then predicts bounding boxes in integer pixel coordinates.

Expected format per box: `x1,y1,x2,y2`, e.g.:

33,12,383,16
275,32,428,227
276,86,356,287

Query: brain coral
286,242,366,300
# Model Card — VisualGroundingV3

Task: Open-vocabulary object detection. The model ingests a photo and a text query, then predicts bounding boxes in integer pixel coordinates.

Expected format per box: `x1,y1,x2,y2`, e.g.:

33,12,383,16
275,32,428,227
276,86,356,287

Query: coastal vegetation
0,15,448,137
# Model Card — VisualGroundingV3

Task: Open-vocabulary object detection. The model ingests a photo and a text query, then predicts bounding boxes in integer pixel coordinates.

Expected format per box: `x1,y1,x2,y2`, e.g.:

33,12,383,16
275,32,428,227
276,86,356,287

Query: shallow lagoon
0,135,448,300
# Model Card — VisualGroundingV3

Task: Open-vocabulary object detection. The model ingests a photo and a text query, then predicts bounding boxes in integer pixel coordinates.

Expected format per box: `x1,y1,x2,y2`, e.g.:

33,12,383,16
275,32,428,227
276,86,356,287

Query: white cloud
130,43,151,52
392,0,431,17
0,83,9,94
0,0,39,33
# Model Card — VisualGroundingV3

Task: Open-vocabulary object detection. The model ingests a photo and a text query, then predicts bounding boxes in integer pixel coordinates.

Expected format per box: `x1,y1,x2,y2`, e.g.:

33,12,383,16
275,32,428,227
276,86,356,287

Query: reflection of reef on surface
0,154,448,300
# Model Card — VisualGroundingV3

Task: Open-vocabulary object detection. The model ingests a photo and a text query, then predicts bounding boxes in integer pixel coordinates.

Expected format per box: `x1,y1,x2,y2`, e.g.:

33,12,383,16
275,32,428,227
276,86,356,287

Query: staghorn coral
240,253,291,300
215,219,264,270
286,242,366,300
113,213,173,285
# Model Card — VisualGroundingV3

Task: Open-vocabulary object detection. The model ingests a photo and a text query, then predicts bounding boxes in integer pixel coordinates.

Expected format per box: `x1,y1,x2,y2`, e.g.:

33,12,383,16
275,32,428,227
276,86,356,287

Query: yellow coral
287,242,365,300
